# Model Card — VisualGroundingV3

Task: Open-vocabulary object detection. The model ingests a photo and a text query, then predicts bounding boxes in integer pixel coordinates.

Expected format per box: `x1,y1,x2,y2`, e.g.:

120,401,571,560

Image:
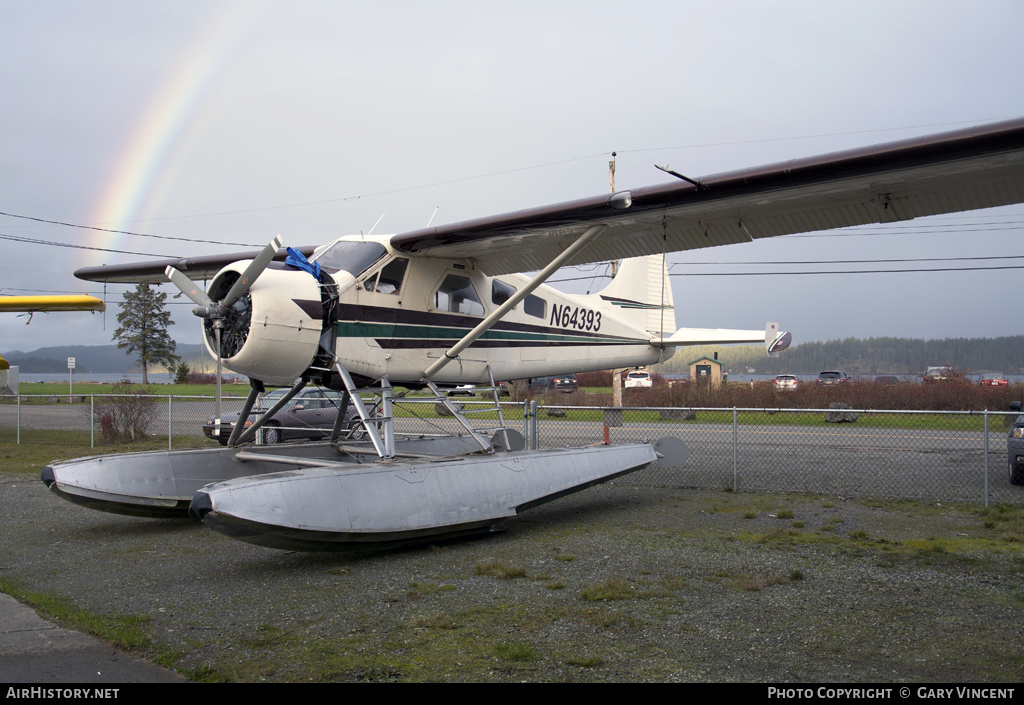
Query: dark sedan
817,371,849,385
551,374,579,392
528,375,579,393
203,387,357,445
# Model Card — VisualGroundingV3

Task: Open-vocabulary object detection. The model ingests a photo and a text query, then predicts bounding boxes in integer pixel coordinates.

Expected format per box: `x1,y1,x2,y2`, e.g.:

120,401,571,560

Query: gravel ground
1,468,1023,683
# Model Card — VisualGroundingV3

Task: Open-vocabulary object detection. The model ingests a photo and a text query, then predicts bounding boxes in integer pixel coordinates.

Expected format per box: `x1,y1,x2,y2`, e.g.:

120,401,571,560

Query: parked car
874,375,900,385
551,374,578,392
773,374,799,391
817,371,848,386
624,371,653,389
924,366,953,383
527,374,579,393
980,373,1009,387
1009,401,1024,485
203,387,357,445
446,383,477,396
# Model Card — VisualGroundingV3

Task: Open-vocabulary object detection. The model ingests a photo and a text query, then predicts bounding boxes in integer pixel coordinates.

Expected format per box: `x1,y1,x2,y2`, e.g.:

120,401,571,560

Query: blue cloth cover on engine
284,247,321,282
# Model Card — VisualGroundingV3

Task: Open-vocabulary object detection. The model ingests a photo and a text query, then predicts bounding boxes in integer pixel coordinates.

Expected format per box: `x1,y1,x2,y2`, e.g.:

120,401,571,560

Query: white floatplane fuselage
55,117,1024,551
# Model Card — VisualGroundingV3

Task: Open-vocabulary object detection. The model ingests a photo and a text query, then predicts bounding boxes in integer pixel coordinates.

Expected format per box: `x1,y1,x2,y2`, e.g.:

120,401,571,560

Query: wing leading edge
391,117,1024,275
74,246,318,285
73,118,1024,284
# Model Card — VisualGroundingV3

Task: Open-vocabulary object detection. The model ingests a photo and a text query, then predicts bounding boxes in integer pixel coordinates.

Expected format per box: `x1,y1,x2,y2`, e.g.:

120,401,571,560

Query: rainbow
87,2,258,266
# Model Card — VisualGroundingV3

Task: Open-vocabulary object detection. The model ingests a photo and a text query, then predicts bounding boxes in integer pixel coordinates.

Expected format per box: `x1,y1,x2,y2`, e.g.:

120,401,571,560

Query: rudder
595,255,676,336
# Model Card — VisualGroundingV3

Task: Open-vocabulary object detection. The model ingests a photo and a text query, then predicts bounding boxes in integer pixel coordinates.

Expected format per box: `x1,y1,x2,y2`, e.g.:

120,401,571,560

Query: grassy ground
0,430,184,474
3,457,1023,682
4,434,1024,682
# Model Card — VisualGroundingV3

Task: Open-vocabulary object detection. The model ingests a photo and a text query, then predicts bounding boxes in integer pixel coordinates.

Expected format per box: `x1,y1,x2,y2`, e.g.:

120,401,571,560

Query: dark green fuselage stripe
336,321,646,348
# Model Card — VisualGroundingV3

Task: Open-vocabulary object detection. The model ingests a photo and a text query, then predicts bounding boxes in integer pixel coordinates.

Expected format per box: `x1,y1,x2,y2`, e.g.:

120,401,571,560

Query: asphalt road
0,594,185,683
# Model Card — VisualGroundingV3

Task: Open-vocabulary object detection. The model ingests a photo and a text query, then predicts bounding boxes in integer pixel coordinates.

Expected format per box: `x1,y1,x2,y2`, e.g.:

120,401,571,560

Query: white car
446,384,477,396
773,374,799,392
624,371,653,389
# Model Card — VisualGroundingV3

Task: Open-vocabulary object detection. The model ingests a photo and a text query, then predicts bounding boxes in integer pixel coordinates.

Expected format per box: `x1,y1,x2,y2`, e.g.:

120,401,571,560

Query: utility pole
609,153,623,408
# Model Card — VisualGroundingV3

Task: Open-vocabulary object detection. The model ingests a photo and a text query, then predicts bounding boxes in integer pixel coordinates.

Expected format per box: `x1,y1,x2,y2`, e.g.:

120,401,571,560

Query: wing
74,245,318,284
73,118,1024,283
391,117,1024,275
0,295,105,313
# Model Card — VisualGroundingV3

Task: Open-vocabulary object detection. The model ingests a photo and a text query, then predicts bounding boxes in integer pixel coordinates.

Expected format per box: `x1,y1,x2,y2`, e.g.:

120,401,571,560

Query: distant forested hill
2,344,206,373
8,337,1020,377
653,336,1024,376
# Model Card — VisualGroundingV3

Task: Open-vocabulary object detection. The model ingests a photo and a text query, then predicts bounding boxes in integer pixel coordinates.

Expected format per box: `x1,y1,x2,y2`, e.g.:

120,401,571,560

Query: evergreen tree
114,283,179,384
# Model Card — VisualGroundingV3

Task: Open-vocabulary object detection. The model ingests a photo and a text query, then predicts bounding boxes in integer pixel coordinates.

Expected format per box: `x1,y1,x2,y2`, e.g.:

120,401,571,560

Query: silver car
203,388,358,445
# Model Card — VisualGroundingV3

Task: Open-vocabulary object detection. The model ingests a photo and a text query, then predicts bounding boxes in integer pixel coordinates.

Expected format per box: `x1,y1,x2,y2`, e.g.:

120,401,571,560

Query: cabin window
491,279,517,306
362,257,409,295
524,294,546,319
310,240,386,277
435,274,484,316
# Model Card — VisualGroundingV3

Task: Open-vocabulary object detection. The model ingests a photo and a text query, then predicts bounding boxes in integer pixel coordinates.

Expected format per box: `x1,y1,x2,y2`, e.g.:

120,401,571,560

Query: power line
0,211,258,247
670,265,1024,276
795,224,1024,238
667,254,1024,267
548,262,1024,283
0,232,170,258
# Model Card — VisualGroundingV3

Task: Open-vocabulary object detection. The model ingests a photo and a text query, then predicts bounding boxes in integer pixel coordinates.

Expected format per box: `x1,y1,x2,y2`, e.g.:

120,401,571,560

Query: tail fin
596,255,676,335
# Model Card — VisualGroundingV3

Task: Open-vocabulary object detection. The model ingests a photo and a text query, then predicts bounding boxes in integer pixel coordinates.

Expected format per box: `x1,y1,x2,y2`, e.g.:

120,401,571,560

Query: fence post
90,395,94,448
732,407,738,492
984,410,990,508
16,395,20,445
530,400,538,450
522,400,531,450
168,395,173,450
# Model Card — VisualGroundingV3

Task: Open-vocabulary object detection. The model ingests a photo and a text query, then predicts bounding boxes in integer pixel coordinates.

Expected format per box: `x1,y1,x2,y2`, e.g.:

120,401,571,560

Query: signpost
67,357,75,401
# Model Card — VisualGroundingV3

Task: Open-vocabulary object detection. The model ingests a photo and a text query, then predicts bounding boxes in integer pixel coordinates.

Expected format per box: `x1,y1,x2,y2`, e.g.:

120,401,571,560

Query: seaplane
45,117,1024,551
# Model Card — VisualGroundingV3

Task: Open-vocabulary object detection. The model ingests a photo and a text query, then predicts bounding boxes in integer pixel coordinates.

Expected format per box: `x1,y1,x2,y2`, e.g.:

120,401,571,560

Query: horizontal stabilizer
660,322,791,356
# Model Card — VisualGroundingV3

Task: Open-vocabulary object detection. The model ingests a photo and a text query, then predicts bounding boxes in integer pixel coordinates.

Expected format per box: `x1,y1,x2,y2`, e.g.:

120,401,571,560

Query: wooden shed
688,356,723,387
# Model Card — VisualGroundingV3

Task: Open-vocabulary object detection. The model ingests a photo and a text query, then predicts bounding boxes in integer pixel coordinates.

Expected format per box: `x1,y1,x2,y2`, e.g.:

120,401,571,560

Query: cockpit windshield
310,240,387,277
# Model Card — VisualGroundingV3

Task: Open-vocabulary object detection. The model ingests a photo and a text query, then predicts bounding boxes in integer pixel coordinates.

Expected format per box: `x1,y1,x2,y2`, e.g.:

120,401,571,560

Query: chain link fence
524,404,1022,507
0,394,249,453
2,394,1021,506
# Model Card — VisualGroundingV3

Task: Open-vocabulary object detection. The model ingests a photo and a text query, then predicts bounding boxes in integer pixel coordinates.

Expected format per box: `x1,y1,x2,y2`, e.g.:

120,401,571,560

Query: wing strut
421,224,608,381
230,379,308,446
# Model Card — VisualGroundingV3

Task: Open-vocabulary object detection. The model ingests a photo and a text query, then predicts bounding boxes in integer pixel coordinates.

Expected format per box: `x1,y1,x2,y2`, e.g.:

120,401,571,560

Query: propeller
165,236,283,442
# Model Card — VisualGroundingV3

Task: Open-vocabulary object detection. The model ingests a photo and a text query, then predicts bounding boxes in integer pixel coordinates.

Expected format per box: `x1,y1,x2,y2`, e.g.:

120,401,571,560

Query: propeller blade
221,235,283,308
215,325,222,430
165,266,215,309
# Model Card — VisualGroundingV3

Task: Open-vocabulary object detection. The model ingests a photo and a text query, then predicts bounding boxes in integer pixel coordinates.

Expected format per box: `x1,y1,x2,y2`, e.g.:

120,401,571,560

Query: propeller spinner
164,237,283,435
165,235,330,389
166,235,283,359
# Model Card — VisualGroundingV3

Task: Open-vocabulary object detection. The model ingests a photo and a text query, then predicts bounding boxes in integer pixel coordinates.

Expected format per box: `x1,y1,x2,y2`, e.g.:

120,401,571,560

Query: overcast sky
2,0,1024,356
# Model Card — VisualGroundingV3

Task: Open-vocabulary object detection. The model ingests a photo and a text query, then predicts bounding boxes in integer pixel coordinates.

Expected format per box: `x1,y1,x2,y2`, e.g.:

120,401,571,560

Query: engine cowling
201,262,347,386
